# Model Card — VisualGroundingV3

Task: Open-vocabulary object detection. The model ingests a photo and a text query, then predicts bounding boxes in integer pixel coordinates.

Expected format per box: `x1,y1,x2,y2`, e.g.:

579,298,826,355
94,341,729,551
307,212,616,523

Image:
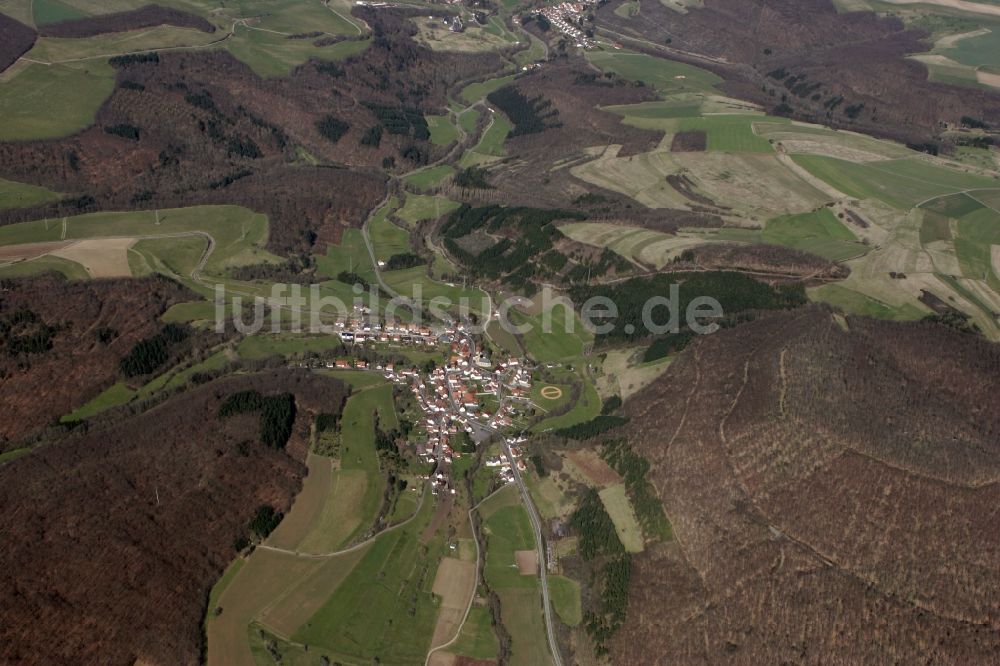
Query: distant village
297,317,536,497
523,1,597,49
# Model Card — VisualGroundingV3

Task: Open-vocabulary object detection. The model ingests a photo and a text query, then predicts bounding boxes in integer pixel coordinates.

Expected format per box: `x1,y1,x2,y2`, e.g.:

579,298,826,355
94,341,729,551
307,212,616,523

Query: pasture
460,73,517,103
369,201,411,263
382,265,490,318
791,155,999,210
426,114,460,146
548,575,582,627
225,27,368,78
450,606,498,660
315,228,376,281
460,111,513,166
291,495,444,664
585,49,722,95
405,164,456,191
0,60,115,141
0,178,60,210
762,208,865,261
598,484,645,553
61,382,135,422
396,194,461,226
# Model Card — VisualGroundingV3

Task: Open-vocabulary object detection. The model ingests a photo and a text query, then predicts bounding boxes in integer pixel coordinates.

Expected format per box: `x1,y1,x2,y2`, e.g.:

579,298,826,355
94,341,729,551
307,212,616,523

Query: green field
677,115,775,153
762,208,865,261
315,227,377,281
451,605,499,660
586,50,722,95
292,493,443,664
533,365,601,433
548,575,582,627
0,178,60,210
0,61,115,141
27,24,222,63
461,73,517,103
792,155,1000,209
61,382,135,421
458,107,481,133
32,0,88,24
397,194,461,226
0,254,89,281
404,164,456,191
944,27,1000,67
427,114,460,146
512,302,591,363
369,200,411,263
226,26,369,78
236,333,343,360
460,111,513,166
382,265,490,318
598,484,645,553
478,486,551,666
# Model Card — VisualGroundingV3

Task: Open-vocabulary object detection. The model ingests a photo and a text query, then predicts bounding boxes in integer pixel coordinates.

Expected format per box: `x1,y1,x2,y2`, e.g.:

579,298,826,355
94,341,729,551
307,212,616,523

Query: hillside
612,307,1000,662
0,369,349,666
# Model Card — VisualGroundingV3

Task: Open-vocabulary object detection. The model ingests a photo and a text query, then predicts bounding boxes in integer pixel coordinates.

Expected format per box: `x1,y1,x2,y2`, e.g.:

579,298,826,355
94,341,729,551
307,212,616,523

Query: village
524,1,597,49
298,316,536,497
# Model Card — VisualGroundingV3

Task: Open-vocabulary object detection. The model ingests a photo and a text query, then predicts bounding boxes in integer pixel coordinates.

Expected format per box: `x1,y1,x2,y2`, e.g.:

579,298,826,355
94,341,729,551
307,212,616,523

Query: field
404,164,456,191
426,114,460,146
792,155,1000,210
412,16,512,52
397,194,461,226
368,200,411,263
315,228,376,281
459,110,513,166
598,484,646,553
449,605,499,660
27,24,222,62
0,205,279,282
461,73,518,103
382,265,490,318
511,300,591,363
429,556,478,651
291,494,444,664
0,60,115,141
225,26,369,78
585,50,722,94
0,177,61,210
60,381,135,421
32,0,89,24
596,347,673,400
533,367,601,432
478,486,552,666
762,208,865,261
547,575,582,627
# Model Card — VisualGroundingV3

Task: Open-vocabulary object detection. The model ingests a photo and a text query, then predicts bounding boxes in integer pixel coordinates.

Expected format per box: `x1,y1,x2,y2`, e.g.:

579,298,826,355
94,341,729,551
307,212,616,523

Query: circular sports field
540,385,563,400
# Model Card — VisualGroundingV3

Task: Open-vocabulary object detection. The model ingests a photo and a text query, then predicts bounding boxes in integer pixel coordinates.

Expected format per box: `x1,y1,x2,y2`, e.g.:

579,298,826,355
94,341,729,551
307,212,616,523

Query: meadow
396,194,461,226
585,49,722,95
547,575,582,627
0,177,61,210
404,164,456,191
426,114,460,146
382,265,490,318
0,60,115,141
368,199,411,263
478,486,552,665
460,73,517,103
460,111,513,166
598,484,645,553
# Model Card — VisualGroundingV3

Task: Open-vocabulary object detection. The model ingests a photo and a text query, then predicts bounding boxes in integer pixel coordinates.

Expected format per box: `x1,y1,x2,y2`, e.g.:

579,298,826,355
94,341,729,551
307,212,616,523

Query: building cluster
527,1,596,49
310,318,537,496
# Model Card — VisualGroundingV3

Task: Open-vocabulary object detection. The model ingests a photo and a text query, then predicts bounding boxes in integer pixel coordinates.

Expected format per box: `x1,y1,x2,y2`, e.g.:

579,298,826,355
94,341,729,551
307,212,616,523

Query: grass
460,111,513,166
762,208,865,261
0,60,115,141
130,235,207,279
396,194,461,226
338,383,396,542
0,177,60,210
461,73,517,103
427,114,460,146
548,575,582,627
945,27,1000,67
28,24,221,62
585,49,722,95
598,484,646,553
677,115,775,153
61,382,135,422
322,368,387,390
204,558,246,626
512,302,590,363
0,255,89,281
808,283,924,320
533,365,601,432
315,228,376,281
292,494,443,664
32,0,88,24
236,333,343,360
160,300,217,324
955,206,1000,289
458,106,481,133
404,164,456,191
369,199,410,263
792,155,1000,210
226,25,369,78
0,206,279,284
451,606,499,660
382,265,490,318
